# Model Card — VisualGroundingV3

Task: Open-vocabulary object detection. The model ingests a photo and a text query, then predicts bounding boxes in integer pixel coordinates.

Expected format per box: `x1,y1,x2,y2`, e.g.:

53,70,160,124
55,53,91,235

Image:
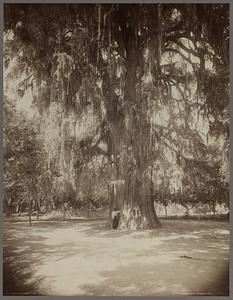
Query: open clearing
3,219,229,296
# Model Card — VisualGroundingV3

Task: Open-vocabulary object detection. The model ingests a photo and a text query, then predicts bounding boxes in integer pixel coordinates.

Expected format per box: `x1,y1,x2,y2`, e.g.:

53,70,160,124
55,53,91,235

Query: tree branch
164,47,199,69
166,38,199,58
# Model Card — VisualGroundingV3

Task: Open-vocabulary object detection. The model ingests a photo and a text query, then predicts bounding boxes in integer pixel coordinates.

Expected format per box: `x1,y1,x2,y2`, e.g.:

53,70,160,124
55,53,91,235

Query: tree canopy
4,4,229,228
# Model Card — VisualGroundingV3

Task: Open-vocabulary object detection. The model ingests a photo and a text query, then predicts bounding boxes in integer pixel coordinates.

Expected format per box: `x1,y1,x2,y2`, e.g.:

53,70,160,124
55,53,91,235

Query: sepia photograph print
3,3,230,296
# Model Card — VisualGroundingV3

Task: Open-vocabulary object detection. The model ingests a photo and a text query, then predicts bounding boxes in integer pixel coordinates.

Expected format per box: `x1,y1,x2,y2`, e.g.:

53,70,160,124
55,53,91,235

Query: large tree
4,4,229,229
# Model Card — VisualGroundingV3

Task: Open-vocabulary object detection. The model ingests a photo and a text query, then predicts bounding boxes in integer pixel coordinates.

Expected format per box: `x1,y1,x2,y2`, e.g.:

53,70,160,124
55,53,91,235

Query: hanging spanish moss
4,3,229,229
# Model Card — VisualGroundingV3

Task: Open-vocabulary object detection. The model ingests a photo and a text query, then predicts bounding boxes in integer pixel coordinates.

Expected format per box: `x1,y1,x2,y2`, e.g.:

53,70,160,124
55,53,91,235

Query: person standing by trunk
111,207,120,229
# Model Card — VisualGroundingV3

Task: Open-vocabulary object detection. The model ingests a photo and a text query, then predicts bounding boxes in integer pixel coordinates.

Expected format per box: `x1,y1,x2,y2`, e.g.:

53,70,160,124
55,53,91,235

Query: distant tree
4,96,46,224
52,180,76,220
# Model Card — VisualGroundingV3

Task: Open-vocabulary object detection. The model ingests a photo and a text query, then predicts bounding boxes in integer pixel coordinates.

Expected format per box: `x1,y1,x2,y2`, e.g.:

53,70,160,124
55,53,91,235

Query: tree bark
185,206,190,217
102,7,162,230
18,200,25,216
164,205,168,219
36,200,40,220
37,208,40,220
212,201,216,217
5,198,12,217
28,196,32,226
106,173,162,230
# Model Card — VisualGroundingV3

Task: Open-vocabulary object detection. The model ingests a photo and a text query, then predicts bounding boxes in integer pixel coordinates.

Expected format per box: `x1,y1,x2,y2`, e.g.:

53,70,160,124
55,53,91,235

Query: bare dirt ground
3,219,229,296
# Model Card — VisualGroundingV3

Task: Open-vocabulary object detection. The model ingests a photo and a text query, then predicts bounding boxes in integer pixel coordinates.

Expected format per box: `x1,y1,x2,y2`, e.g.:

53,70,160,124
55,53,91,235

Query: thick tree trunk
103,6,162,230
148,195,161,228
148,169,161,228
106,176,161,230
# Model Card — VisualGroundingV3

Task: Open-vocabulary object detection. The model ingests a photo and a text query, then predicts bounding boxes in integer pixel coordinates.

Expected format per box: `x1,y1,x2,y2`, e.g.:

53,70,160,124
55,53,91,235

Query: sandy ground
3,219,229,296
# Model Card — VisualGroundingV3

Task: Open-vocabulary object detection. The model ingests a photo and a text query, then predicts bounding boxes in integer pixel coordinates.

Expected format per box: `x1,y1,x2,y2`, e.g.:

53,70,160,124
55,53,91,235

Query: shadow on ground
3,219,229,296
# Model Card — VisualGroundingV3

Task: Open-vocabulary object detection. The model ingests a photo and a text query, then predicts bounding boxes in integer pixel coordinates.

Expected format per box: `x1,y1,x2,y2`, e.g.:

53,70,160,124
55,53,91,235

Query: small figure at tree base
111,208,120,229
